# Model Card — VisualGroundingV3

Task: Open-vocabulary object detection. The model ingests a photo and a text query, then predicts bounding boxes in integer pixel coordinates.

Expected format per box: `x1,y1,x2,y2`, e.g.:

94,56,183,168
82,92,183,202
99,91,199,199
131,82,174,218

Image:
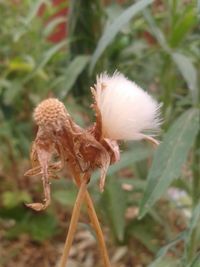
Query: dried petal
90,87,102,141
26,202,48,211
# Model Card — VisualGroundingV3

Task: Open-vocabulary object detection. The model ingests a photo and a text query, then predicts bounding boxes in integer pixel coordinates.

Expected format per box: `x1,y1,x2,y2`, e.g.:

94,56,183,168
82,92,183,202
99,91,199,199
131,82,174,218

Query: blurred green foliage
0,0,199,266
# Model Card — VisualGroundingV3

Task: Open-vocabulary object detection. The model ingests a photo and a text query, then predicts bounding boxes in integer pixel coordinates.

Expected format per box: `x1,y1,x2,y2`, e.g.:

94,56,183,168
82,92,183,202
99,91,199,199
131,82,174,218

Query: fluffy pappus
93,72,161,142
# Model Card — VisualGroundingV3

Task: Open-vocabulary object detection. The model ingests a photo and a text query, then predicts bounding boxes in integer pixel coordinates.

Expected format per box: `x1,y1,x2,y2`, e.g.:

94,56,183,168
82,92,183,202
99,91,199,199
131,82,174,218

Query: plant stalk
72,171,112,267
59,179,87,267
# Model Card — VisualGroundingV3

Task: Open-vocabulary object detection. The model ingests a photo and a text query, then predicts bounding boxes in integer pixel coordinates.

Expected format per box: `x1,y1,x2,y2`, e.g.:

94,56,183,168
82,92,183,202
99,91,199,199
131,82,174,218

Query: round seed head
34,98,68,129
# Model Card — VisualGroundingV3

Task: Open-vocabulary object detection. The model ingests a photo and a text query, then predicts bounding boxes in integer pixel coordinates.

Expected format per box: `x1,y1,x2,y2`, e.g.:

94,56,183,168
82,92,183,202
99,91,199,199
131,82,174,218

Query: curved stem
85,191,112,267
72,171,111,267
59,179,87,267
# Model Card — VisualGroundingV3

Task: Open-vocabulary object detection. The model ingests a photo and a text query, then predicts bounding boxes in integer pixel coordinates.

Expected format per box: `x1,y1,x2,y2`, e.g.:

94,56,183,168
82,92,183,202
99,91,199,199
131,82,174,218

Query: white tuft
94,72,161,141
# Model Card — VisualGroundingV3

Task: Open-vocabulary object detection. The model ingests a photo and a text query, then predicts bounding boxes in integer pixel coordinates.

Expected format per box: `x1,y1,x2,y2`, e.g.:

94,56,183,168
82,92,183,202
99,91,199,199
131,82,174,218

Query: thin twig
59,179,87,267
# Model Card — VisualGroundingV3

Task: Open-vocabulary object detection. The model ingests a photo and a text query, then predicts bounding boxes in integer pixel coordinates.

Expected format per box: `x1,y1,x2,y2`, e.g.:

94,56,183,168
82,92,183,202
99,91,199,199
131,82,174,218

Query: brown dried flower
25,97,119,210
25,72,161,267
25,72,160,211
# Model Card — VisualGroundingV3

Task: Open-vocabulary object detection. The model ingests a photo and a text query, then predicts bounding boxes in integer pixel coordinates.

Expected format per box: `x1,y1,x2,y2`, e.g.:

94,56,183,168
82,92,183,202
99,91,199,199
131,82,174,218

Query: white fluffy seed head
94,72,161,141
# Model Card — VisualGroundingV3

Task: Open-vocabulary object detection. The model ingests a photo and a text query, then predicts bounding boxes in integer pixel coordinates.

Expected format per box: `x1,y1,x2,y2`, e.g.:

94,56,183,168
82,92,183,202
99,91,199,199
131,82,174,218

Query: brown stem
72,171,112,267
59,179,87,267
85,191,112,267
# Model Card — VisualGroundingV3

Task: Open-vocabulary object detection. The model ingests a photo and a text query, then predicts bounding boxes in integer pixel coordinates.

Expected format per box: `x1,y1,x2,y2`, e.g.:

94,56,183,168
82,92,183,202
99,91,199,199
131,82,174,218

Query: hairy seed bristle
34,98,68,128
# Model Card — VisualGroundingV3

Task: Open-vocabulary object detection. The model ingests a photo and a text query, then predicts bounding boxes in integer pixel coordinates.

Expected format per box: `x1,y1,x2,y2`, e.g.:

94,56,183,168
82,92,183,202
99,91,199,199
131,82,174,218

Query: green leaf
2,191,31,208
157,232,186,257
139,109,200,218
143,10,169,52
57,55,90,98
89,0,153,72
148,258,181,267
187,253,200,267
23,40,68,83
22,0,49,26
6,212,58,242
172,53,198,103
169,7,196,48
53,189,77,207
185,202,200,263
28,213,58,242
101,176,127,242
14,0,49,41
198,0,200,17
43,17,66,37
128,216,160,253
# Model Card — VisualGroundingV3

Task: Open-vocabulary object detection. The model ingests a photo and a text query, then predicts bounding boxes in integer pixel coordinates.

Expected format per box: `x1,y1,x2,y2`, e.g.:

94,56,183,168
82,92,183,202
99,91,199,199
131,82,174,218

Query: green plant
0,0,199,266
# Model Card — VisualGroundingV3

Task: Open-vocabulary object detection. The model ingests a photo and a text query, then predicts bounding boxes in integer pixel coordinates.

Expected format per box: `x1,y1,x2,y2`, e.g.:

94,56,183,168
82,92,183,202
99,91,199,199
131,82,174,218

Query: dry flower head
25,71,161,211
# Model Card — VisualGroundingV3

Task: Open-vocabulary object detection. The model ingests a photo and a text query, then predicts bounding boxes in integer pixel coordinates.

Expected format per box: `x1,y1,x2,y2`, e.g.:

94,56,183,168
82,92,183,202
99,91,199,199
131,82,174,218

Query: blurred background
0,1,199,267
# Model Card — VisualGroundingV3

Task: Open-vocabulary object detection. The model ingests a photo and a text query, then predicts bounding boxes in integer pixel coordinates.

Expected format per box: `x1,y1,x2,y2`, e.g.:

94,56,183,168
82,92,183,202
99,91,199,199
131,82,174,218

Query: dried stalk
72,170,111,267
85,191,111,267
59,178,88,267
26,83,161,266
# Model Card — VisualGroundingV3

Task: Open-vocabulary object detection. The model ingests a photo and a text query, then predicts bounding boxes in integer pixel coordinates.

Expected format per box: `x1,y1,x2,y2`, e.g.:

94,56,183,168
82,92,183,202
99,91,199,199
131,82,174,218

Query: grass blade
185,202,200,264
172,52,198,103
101,176,126,242
58,55,90,98
89,0,153,72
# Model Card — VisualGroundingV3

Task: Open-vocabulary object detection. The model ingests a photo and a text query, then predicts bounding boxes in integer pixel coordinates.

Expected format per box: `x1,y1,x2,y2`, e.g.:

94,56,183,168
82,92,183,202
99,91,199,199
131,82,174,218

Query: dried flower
25,71,161,267
25,71,161,210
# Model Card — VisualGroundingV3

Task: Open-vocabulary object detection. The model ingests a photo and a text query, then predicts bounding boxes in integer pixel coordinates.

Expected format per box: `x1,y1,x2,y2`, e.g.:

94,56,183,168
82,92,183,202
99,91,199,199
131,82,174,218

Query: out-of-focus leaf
144,10,198,103
2,191,32,208
53,189,77,207
143,10,169,52
198,0,200,16
157,232,186,257
129,216,159,253
22,0,49,26
6,212,58,242
139,109,200,218
43,17,66,37
172,53,198,103
8,59,47,79
54,55,90,98
148,258,181,267
24,40,67,82
187,253,200,267
14,0,49,41
101,176,126,242
185,202,200,263
169,7,196,48
90,0,153,72
3,81,22,105
28,213,58,242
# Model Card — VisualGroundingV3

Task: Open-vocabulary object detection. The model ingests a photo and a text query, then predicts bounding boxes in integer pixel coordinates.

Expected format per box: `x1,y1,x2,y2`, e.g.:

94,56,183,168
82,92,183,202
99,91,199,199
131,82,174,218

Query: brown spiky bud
34,98,68,129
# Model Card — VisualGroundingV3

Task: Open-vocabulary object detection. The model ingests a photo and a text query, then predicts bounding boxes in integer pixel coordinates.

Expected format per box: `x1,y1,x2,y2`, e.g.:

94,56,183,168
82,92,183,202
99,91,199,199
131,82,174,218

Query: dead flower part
25,72,160,211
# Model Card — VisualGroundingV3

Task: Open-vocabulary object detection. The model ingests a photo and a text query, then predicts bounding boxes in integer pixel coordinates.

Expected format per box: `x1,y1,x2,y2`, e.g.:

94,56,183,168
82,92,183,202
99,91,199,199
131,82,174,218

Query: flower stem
73,172,112,267
85,191,112,267
59,179,87,267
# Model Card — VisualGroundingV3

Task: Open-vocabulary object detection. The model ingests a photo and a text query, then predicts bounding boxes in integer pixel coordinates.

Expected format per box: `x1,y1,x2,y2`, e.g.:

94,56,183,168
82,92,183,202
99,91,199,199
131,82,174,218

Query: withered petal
25,202,47,211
